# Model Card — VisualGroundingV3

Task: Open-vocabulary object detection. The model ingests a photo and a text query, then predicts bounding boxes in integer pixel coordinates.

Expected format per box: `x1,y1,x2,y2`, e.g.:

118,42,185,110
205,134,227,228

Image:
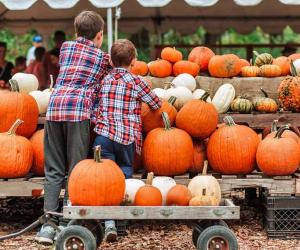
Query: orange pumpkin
166,184,192,206
0,80,38,138
188,46,215,71
241,66,260,77
259,64,282,77
135,172,162,206
143,112,193,176
0,119,33,178
68,146,125,206
257,126,300,176
207,116,260,174
176,92,218,139
239,59,250,68
131,61,149,76
272,56,290,76
161,47,183,63
208,54,242,78
173,60,200,77
30,129,44,176
189,140,206,174
141,96,177,134
148,59,172,78
264,121,299,143
288,53,300,61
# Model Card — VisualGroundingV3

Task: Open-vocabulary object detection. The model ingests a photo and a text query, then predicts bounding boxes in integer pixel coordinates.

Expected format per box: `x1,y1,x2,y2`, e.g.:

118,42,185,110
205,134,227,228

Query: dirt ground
0,197,299,250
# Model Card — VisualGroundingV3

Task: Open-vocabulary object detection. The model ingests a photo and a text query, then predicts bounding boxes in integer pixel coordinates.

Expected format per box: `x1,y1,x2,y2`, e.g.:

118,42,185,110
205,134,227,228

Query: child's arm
137,77,161,110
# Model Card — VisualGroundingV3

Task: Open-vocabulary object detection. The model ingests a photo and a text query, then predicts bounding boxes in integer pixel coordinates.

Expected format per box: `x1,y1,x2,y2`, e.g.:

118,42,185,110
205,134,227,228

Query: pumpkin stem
250,59,253,66
202,188,206,196
260,88,268,98
146,172,154,185
9,79,20,92
168,96,177,105
162,112,171,130
271,120,278,133
202,160,208,175
223,116,236,126
94,145,102,163
7,119,24,135
49,74,54,91
200,92,210,102
291,61,298,77
253,51,259,57
275,125,290,139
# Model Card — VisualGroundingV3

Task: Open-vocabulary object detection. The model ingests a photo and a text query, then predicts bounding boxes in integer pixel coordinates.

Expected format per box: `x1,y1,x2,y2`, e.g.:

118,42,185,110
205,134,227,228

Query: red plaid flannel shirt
46,37,111,121
94,68,161,154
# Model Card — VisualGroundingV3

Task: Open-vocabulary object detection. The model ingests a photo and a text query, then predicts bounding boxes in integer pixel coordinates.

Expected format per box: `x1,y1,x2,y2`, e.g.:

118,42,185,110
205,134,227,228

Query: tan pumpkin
161,47,183,63
189,189,219,206
259,64,281,77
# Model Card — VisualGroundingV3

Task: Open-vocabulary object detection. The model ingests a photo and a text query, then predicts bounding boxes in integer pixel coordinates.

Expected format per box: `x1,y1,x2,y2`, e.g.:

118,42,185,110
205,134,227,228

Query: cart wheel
55,225,97,250
68,219,104,247
192,220,228,247
196,225,238,250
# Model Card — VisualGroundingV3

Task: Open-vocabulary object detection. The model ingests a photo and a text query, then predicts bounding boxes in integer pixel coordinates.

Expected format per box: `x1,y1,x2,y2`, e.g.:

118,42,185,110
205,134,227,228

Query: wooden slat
0,180,43,197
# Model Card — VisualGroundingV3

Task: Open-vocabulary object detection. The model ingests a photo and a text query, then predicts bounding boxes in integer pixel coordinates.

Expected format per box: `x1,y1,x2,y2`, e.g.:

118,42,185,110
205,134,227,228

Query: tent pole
107,8,113,52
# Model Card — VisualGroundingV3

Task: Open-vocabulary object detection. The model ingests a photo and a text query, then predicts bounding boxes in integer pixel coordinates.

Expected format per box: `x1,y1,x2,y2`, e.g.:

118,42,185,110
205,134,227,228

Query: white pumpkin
152,176,176,205
212,83,235,113
188,161,221,205
165,86,193,110
172,73,196,91
193,89,212,103
153,88,168,100
29,91,50,114
291,59,300,75
12,73,38,93
124,179,145,205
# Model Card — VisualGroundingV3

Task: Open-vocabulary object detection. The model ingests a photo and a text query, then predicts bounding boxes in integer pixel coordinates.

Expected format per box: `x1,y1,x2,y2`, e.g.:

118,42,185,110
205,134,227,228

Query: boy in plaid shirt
36,11,111,244
93,39,161,241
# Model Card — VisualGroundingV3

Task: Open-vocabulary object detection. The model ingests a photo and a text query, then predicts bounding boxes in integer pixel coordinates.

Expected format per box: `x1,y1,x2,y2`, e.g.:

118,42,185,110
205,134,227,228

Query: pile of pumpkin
132,46,300,78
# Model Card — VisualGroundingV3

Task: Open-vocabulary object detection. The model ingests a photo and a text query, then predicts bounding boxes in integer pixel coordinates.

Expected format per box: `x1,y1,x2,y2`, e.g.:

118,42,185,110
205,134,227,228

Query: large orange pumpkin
272,56,290,76
173,60,200,77
148,59,172,78
135,172,162,206
30,129,44,176
176,92,218,139
0,119,33,178
161,47,183,63
131,61,149,76
207,116,260,174
188,46,215,71
68,146,125,206
208,54,242,78
141,96,177,134
143,112,193,176
257,126,300,176
166,184,192,206
189,140,206,174
0,80,38,138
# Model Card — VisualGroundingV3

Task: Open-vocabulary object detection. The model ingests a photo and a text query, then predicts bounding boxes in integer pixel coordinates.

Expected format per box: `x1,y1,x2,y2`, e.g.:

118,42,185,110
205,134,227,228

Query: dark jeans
43,120,90,212
93,135,134,179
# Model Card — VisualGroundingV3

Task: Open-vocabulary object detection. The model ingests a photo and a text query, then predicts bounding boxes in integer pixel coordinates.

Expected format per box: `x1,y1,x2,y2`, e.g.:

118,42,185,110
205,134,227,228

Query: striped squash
230,96,253,113
254,51,273,67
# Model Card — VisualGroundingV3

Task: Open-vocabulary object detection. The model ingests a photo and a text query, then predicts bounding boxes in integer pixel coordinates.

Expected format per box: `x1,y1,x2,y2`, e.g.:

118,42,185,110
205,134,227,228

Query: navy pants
93,135,134,179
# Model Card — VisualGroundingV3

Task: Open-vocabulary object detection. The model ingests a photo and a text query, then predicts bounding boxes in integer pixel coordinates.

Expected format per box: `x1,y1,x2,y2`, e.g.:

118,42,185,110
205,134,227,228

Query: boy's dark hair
49,48,60,58
74,11,104,40
111,39,137,67
15,56,26,66
34,47,46,61
54,30,66,43
0,42,7,49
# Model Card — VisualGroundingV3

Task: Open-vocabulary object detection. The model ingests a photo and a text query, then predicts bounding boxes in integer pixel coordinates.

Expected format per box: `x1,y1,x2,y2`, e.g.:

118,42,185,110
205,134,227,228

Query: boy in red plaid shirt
36,11,112,244
93,39,161,241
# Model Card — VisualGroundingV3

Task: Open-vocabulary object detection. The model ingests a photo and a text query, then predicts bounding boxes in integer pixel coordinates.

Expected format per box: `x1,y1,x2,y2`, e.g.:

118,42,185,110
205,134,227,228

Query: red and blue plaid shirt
94,68,161,154
46,37,111,121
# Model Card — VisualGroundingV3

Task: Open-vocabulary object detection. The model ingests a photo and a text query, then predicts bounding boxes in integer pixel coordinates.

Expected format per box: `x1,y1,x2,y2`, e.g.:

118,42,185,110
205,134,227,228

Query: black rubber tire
192,220,228,247
68,219,104,247
196,225,238,250
55,225,97,250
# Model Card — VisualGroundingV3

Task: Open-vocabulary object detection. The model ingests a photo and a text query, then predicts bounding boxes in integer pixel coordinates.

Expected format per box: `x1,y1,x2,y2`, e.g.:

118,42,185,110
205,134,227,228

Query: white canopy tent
1,0,300,50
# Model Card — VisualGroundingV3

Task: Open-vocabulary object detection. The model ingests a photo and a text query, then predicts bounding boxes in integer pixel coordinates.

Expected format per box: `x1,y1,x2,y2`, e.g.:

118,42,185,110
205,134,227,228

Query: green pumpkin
230,96,253,113
253,51,273,67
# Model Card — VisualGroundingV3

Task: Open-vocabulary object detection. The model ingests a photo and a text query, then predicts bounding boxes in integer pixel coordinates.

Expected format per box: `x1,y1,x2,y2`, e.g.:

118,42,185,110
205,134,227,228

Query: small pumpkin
152,83,170,100
148,59,172,78
253,51,273,67
11,73,38,93
143,112,193,176
259,64,281,77
0,119,33,178
165,85,193,110
188,46,215,71
212,83,235,113
135,172,163,206
152,176,176,205
166,184,192,206
173,60,200,77
123,179,145,205
208,54,242,78
189,189,219,206
257,126,300,176
264,120,300,142
172,73,196,91
189,140,206,174
241,65,260,77
273,56,291,76
253,88,278,113
161,47,183,63
30,129,44,176
131,61,149,76
230,96,254,114
176,92,218,139
193,89,212,103
68,146,125,206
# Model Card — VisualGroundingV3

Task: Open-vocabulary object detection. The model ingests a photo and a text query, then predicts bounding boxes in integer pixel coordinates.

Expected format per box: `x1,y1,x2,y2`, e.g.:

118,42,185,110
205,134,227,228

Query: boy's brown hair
111,39,137,67
74,11,104,40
